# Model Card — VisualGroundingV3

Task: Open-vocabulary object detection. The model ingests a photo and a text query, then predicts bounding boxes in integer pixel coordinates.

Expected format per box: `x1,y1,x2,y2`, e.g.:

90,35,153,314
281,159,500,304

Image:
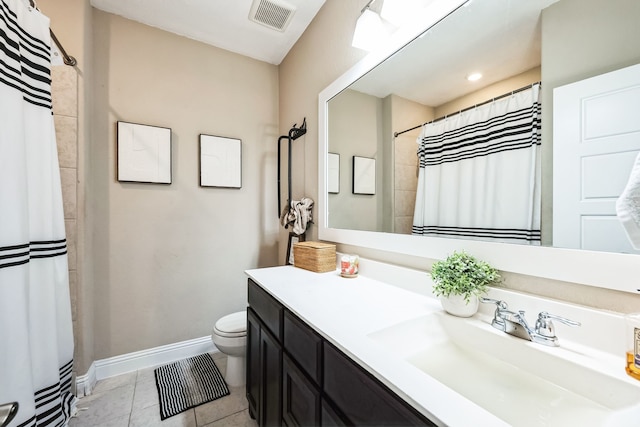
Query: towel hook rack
277,118,307,218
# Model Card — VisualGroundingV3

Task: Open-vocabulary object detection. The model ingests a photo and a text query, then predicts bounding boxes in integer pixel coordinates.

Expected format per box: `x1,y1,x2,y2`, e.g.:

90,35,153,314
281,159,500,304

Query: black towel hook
277,118,307,218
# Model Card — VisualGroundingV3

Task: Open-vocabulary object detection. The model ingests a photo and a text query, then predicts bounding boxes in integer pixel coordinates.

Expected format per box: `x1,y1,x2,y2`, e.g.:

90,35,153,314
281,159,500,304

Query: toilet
211,310,247,387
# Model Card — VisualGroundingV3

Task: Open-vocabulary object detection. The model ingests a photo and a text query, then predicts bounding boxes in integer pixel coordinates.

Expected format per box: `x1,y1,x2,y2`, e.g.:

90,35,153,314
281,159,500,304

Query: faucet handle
480,297,508,310
480,298,510,330
535,312,581,338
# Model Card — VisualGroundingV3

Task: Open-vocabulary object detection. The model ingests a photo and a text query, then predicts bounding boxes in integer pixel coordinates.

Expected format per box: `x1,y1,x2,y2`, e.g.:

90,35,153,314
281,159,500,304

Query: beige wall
44,0,281,371
328,90,383,231
89,10,280,359
435,68,541,118
278,1,368,260
280,0,640,312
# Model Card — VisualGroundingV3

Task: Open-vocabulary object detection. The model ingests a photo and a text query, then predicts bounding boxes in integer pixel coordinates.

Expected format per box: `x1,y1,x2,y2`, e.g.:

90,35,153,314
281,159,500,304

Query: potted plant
430,251,500,317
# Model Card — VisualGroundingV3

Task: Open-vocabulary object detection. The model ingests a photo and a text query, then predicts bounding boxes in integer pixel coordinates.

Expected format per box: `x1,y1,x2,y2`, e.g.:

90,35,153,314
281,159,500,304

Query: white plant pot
440,294,479,317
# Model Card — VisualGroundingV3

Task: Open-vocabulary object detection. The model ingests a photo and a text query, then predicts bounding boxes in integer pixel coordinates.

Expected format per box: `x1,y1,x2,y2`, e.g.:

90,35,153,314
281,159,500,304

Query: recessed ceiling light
467,72,482,82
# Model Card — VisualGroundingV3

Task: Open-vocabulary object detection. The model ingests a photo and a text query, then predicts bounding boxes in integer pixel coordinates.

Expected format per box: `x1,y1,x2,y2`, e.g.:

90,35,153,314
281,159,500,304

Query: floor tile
194,385,247,426
69,354,237,427
69,412,129,427
136,366,157,385
92,371,137,394
129,405,196,427
73,384,134,426
201,409,257,427
132,378,159,412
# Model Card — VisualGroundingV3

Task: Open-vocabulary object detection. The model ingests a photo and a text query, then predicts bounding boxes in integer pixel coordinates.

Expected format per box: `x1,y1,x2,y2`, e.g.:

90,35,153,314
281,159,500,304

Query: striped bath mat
154,353,230,420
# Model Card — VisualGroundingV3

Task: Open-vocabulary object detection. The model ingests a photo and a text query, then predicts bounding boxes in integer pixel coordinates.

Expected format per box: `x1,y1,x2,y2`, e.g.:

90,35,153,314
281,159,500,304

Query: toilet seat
214,311,247,338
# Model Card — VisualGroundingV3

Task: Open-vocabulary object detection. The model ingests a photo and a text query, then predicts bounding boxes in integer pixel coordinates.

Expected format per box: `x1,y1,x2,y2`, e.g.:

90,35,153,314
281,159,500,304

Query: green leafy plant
431,251,500,303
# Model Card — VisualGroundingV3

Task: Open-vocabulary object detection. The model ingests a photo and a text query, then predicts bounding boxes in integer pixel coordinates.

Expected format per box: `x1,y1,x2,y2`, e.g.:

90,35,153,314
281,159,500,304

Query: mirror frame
318,0,639,295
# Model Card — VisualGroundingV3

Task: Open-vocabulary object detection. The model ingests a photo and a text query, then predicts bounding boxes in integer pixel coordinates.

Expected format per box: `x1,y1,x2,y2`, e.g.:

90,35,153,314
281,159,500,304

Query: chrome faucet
480,298,580,346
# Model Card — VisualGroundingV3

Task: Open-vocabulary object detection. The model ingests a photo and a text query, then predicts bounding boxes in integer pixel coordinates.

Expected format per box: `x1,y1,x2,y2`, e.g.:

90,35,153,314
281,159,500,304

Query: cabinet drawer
323,343,435,426
248,278,283,341
284,311,323,385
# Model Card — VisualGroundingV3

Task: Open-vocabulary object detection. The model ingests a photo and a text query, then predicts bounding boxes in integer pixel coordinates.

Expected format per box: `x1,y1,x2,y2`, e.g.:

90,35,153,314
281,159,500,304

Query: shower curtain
413,84,541,244
0,0,76,426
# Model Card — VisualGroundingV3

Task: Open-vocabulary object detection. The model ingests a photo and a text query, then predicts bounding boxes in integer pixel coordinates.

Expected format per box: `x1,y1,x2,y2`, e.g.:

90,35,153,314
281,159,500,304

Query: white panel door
553,63,640,253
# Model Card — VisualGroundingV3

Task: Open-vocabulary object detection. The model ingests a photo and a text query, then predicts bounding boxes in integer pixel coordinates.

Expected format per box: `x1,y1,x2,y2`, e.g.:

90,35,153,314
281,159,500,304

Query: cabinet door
246,309,261,420
282,354,321,427
260,324,282,427
320,398,348,427
324,343,435,426
247,308,283,427
284,311,322,384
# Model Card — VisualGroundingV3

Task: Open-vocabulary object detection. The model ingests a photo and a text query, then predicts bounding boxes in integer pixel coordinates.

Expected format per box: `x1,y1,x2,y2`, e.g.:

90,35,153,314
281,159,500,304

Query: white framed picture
117,121,172,184
352,156,375,195
199,134,242,188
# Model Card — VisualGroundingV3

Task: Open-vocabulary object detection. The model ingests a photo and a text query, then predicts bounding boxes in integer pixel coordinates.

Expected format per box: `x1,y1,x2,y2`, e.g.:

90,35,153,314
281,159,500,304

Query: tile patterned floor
70,353,257,427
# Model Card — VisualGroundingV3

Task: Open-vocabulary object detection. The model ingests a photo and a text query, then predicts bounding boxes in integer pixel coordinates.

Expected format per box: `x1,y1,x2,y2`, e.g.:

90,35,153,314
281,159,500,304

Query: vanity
246,272,433,426
245,261,640,427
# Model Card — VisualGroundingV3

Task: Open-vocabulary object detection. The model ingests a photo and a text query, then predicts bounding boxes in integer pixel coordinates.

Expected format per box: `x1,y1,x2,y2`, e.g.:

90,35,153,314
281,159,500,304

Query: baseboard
75,362,96,397
75,336,216,396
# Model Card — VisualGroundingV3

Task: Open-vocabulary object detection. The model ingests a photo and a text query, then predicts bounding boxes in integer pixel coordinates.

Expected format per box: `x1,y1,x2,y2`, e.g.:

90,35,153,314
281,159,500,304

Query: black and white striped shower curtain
0,0,76,425
413,84,541,244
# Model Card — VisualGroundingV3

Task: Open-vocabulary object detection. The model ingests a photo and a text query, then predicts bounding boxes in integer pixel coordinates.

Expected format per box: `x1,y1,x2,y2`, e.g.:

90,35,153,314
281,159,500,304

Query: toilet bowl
211,310,247,387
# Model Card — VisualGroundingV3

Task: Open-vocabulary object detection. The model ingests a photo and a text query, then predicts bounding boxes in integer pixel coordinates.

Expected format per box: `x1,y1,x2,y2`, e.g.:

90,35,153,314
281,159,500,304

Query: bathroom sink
367,312,640,426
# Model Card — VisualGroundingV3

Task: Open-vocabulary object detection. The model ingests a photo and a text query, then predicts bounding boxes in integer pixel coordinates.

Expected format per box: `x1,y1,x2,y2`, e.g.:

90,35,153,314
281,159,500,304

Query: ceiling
350,0,559,107
90,0,326,65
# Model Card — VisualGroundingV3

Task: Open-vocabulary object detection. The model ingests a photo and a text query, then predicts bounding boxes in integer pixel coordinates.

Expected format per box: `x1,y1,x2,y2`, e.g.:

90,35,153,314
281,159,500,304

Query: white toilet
211,310,247,387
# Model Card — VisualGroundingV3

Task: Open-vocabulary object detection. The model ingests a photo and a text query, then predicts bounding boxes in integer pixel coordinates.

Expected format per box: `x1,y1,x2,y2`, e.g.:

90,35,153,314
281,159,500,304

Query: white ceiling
350,0,559,107
90,0,326,65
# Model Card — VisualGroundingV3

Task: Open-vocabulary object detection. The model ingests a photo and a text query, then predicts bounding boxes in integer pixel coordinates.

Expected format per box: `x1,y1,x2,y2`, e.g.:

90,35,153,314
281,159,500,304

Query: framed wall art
199,134,242,188
117,121,172,184
352,156,376,195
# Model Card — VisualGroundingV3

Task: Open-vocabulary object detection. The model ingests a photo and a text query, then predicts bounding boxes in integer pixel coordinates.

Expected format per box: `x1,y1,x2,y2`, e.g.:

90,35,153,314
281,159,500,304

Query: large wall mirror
319,0,640,294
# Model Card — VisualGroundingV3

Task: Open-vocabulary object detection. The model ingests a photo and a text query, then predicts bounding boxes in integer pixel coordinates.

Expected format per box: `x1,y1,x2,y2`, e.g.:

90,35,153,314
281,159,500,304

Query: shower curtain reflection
413,84,542,244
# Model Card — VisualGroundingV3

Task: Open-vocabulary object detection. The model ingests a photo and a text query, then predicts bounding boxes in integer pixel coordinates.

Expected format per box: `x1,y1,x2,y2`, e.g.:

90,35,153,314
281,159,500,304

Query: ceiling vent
249,0,296,32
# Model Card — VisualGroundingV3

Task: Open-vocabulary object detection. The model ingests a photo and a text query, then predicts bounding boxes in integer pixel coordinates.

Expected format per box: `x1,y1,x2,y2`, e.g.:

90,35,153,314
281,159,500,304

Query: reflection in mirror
326,0,640,256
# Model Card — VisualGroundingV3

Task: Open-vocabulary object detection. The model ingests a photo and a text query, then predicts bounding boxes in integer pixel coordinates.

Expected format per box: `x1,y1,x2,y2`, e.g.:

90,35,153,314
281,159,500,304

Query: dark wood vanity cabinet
324,343,436,426
247,280,283,426
247,278,435,427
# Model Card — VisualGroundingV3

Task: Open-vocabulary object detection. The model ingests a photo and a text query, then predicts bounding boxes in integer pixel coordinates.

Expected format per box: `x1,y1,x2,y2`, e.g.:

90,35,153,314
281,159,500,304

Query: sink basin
367,312,640,426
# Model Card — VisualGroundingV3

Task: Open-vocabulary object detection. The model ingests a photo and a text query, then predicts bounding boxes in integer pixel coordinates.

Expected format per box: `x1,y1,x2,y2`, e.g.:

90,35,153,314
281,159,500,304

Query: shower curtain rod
393,81,541,138
29,0,77,66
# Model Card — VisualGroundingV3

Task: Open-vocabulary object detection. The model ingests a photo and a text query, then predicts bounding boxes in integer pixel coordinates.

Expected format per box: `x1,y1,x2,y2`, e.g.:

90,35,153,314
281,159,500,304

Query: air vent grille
249,0,296,32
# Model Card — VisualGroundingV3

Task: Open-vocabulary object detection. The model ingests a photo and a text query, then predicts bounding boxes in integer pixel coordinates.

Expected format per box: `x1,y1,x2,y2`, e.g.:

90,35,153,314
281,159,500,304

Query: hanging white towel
280,197,314,235
616,152,640,249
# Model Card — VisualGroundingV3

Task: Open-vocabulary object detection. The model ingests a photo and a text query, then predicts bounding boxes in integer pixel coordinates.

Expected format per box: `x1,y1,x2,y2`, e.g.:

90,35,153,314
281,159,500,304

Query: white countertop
246,265,510,426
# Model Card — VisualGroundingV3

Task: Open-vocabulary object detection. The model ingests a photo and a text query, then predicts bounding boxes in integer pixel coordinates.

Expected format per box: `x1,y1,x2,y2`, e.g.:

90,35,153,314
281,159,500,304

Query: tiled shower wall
394,133,419,235
51,66,79,379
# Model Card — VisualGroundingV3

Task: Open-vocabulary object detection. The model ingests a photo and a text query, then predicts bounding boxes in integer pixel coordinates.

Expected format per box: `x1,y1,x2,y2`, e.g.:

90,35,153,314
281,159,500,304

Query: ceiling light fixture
467,72,483,82
352,0,397,52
